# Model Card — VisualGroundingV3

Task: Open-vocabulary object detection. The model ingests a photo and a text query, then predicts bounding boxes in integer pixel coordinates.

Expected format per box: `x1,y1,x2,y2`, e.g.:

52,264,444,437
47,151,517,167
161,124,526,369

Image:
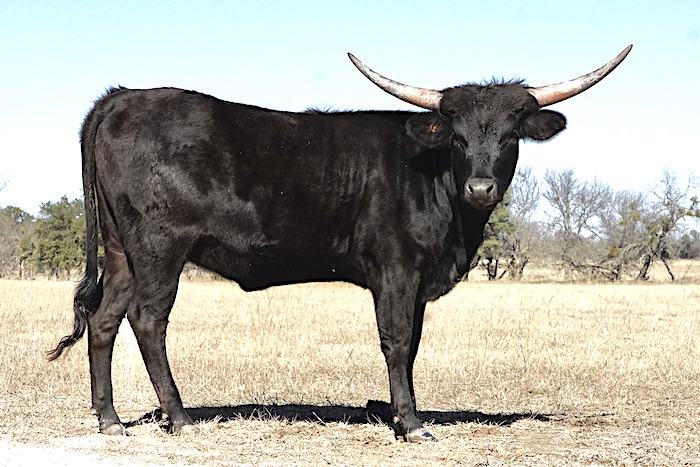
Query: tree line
0,168,698,281
0,196,84,279
475,167,700,281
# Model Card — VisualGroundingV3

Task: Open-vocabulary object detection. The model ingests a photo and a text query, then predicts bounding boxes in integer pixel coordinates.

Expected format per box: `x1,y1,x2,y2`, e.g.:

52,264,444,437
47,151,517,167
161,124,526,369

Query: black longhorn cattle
49,45,632,441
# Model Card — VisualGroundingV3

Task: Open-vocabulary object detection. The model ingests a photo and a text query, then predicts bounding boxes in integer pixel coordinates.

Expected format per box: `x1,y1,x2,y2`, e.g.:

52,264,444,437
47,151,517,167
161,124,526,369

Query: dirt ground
1,408,698,466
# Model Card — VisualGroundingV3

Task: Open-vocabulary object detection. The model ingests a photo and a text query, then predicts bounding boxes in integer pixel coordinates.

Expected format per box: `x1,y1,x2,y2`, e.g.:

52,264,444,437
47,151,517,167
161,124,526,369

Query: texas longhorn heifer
49,46,632,441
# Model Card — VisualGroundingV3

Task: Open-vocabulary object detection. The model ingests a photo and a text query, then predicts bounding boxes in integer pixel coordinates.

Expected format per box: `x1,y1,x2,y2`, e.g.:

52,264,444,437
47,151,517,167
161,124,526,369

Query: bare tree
597,190,648,280
504,167,544,279
510,167,540,222
635,169,698,280
543,169,610,237
542,169,612,277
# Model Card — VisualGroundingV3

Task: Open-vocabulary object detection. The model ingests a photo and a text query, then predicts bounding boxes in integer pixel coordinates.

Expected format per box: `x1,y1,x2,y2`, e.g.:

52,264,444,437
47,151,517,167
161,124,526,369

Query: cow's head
349,46,631,211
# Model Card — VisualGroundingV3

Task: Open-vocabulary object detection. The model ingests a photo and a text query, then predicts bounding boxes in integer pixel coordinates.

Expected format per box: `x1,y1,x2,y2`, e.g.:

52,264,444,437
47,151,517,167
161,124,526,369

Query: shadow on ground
126,400,555,430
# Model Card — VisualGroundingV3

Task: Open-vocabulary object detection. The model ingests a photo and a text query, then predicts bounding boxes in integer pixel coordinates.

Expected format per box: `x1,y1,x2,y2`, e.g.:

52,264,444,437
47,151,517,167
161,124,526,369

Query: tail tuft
47,274,102,361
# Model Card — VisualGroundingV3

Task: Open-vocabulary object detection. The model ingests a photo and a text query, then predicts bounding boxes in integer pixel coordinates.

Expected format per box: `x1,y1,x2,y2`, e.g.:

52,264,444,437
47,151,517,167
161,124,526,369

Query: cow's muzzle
465,178,499,211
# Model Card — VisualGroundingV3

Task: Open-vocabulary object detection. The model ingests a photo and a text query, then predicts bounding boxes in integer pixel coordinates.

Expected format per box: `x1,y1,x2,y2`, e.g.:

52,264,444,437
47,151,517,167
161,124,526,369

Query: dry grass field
1,265,700,465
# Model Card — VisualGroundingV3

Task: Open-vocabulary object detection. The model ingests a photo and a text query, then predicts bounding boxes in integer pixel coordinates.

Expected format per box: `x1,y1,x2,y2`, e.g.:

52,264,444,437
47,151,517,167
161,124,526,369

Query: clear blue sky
1,1,698,214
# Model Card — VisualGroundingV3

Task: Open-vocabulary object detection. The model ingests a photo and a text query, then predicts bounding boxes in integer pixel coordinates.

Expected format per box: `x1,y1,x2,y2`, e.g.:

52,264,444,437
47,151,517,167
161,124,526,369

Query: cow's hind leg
88,246,133,435
127,253,194,434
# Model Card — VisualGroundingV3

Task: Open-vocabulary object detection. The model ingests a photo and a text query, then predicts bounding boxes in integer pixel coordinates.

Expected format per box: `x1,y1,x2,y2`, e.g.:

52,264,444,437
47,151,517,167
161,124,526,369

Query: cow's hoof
405,427,437,442
100,423,129,436
175,424,200,436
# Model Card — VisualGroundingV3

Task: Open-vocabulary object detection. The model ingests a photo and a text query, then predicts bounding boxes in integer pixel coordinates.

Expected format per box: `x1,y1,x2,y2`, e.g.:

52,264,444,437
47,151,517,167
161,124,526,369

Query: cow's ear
406,113,452,147
519,110,567,141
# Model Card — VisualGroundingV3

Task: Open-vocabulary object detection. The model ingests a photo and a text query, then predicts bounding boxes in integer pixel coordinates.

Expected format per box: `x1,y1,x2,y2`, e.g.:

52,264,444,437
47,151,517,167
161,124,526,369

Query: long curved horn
348,53,443,110
529,45,633,107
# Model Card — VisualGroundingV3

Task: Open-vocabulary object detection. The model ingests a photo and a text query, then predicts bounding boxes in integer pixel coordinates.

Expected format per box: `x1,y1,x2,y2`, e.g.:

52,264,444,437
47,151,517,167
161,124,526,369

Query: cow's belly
189,236,362,291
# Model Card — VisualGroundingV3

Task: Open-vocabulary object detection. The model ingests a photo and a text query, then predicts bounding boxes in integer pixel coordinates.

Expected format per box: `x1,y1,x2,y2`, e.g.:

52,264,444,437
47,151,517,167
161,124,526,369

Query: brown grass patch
1,276,699,465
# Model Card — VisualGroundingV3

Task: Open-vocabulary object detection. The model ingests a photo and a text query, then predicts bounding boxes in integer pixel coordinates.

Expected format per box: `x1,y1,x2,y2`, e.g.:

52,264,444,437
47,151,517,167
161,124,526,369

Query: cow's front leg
372,271,436,442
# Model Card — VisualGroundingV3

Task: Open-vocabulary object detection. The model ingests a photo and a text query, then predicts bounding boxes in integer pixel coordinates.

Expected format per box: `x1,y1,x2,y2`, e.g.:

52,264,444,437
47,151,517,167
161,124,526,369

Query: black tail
47,94,110,361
